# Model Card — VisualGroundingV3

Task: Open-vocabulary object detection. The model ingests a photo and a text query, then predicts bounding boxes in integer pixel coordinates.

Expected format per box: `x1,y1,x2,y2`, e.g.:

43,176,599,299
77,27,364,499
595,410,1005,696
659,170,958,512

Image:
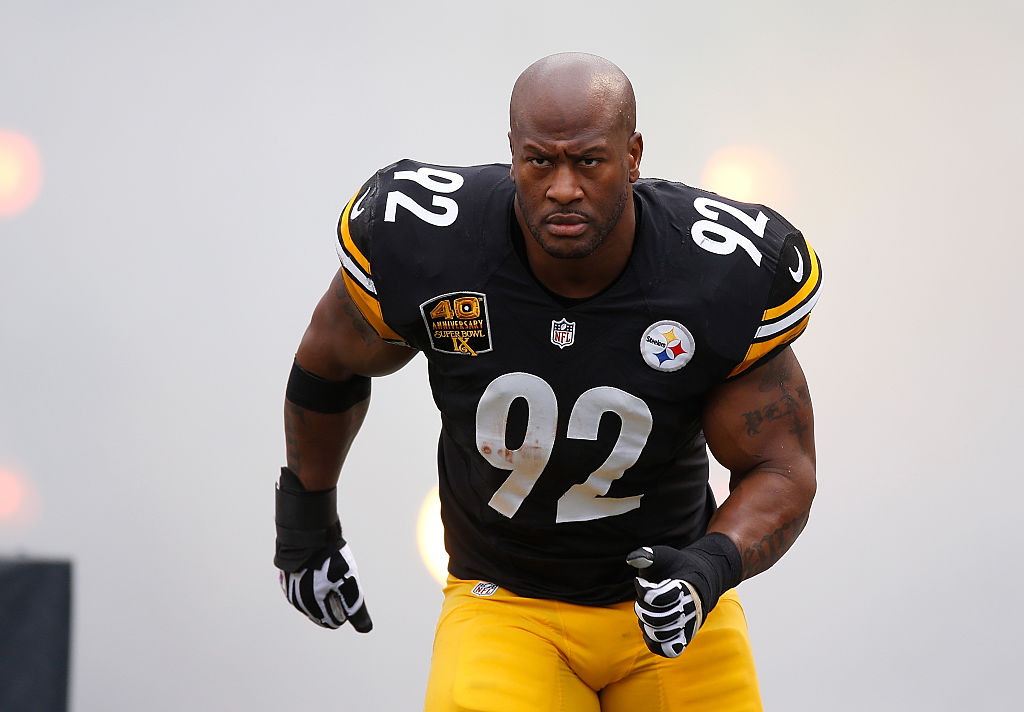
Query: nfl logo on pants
550,318,575,349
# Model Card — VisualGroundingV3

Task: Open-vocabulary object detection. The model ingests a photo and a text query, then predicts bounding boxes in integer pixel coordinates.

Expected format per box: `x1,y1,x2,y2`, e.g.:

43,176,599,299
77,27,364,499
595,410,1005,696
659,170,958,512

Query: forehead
516,126,615,155
510,82,625,149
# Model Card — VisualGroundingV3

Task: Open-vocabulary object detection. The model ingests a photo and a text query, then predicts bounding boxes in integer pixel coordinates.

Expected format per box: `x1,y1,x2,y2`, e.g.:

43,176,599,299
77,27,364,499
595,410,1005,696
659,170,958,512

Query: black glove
275,467,372,632
626,533,742,658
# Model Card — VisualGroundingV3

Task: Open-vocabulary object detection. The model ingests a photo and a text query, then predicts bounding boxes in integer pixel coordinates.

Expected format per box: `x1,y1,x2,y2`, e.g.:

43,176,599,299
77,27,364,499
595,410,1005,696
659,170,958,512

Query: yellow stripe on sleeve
763,241,819,321
336,186,405,343
341,270,404,343
339,190,372,275
728,315,810,378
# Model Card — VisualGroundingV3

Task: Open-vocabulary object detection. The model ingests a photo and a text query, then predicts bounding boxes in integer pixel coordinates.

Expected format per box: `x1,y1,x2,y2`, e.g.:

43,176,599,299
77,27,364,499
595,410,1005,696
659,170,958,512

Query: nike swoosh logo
788,246,804,282
350,190,369,219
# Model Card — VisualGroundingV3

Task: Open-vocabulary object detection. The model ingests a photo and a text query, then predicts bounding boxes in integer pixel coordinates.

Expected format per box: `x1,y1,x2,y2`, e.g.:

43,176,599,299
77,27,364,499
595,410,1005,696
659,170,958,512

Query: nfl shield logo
471,581,499,597
550,318,575,349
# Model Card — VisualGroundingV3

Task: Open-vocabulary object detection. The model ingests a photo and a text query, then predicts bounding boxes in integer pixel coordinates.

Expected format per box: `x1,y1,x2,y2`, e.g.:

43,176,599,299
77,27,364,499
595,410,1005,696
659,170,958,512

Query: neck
516,196,636,300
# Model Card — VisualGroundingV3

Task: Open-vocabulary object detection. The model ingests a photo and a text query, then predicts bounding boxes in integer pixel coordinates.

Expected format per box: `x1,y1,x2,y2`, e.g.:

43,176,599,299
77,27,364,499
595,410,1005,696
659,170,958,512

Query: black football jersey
336,160,821,605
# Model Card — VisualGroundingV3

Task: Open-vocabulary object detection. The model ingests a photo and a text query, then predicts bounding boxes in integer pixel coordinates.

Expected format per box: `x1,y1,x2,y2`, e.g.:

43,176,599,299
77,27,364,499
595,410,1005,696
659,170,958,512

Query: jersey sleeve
335,172,408,344
728,229,822,377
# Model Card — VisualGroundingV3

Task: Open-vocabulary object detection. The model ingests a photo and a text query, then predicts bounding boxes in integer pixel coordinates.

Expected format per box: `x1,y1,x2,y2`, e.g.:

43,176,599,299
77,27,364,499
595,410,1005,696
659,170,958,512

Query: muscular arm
285,268,417,491
702,346,817,580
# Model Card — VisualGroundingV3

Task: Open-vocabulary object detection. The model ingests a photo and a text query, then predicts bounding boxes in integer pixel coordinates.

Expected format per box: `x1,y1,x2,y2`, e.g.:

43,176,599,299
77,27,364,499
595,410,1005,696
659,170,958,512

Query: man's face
509,108,642,260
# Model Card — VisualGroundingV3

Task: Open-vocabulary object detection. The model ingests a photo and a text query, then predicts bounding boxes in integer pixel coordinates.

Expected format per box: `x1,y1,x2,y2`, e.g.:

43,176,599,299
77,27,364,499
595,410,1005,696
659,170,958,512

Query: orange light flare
416,485,448,586
699,146,786,207
0,130,44,217
0,466,40,526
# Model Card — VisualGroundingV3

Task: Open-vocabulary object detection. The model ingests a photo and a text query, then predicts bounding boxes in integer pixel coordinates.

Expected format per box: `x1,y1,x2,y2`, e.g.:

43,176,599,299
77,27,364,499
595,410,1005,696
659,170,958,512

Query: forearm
284,395,369,491
706,463,815,580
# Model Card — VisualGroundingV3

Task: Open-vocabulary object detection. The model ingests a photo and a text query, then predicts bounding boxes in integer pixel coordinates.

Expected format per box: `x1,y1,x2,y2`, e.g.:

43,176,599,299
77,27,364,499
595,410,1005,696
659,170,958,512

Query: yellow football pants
424,577,762,712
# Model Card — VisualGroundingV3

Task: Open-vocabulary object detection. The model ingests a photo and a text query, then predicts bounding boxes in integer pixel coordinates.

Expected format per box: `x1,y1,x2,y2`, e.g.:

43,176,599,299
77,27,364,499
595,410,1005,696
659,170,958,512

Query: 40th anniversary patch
420,291,493,356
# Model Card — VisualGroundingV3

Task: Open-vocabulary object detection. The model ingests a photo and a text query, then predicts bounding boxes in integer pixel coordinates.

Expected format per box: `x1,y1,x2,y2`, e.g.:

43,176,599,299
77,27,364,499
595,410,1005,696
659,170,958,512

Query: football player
276,52,819,712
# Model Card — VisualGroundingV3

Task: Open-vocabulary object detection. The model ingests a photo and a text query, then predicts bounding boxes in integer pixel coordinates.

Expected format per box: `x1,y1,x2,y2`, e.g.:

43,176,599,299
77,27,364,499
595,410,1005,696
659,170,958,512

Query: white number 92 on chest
420,291,493,356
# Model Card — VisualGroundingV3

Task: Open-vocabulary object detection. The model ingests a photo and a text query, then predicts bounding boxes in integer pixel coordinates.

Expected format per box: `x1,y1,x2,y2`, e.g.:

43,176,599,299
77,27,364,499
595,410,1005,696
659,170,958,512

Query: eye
527,157,551,167
580,158,600,167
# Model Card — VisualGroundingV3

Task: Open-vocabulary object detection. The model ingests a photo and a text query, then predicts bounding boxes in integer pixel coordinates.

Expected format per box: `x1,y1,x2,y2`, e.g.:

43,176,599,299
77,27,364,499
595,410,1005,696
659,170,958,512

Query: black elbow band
274,467,344,572
285,360,371,414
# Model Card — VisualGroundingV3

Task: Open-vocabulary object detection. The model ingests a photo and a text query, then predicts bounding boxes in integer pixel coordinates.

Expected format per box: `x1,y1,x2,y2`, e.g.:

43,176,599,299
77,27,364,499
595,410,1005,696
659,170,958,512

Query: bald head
510,53,636,140
507,53,643,271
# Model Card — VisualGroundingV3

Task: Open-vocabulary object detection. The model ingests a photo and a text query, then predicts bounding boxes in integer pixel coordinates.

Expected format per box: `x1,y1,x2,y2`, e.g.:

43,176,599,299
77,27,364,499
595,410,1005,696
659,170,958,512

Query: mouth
544,213,589,238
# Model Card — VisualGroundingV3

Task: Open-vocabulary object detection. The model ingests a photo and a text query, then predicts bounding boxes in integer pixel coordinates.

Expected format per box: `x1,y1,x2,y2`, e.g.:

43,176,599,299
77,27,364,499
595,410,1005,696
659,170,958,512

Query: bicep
295,268,417,378
702,347,816,485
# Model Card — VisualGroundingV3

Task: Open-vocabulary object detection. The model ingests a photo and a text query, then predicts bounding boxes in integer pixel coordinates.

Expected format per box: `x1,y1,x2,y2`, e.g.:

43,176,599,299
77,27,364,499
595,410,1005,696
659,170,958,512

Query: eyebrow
521,140,609,157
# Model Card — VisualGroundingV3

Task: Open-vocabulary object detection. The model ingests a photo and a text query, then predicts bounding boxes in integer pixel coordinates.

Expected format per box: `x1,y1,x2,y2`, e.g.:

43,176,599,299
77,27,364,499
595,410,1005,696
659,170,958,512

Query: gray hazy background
2,1,1022,709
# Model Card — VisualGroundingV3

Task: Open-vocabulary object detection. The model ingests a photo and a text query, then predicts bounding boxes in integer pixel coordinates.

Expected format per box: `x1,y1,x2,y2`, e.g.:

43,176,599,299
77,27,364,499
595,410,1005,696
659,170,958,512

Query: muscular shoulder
335,160,514,344
634,180,822,377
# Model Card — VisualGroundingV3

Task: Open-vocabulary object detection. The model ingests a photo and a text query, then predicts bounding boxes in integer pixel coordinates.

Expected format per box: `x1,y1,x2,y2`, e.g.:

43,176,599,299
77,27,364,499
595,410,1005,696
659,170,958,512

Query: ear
508,131,516,182
628,132,643,183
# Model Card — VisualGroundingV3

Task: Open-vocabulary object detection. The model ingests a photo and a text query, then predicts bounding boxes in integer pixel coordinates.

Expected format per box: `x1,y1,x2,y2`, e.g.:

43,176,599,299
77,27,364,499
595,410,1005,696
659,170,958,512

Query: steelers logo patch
640,321,695,372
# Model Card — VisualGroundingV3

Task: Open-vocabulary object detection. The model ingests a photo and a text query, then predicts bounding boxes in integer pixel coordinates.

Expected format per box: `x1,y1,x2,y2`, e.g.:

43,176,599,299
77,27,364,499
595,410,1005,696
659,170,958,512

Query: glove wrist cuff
274,467,344,572
275,467,339,529
687,532,743,613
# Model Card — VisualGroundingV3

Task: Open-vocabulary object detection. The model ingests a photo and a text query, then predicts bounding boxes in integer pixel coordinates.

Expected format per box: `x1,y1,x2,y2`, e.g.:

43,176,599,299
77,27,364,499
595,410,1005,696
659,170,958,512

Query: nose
546,163,584,205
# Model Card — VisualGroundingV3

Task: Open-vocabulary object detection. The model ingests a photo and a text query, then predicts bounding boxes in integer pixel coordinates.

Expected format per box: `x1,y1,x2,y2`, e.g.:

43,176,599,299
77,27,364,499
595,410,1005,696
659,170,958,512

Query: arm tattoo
742,352,813,443
284,401,306,474
333,279,380,346
741,396,806,437
741,508,810,579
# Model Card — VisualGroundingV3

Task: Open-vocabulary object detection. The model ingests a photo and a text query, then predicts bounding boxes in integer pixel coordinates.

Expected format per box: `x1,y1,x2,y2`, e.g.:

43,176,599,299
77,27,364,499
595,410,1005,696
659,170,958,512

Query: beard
516,185,629,260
